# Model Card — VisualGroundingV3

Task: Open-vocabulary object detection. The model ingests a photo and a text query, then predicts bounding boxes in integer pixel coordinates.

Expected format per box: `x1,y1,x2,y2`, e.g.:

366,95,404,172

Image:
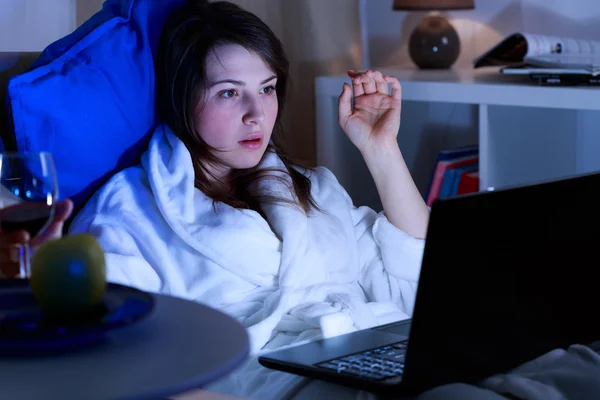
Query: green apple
30,234,107,319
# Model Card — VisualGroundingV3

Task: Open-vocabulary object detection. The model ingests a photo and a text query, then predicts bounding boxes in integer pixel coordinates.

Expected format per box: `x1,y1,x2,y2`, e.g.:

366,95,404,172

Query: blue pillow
7,0,186,208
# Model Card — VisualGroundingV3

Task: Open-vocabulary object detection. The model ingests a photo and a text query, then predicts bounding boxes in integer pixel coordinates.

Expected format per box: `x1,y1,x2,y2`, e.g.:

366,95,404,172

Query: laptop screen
402,172,600,392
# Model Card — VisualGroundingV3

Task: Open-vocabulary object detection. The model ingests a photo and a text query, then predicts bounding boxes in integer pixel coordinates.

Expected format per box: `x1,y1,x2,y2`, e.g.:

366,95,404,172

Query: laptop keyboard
315,340,407,381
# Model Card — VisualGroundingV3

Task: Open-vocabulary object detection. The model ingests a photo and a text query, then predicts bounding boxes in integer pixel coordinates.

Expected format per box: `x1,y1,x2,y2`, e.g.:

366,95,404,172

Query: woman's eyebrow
210,75,277,87
261,75,277,84
210,79,244,87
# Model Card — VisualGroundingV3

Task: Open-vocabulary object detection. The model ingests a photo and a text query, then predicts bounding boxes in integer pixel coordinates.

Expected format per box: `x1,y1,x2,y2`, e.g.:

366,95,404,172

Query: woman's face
193,43,279,178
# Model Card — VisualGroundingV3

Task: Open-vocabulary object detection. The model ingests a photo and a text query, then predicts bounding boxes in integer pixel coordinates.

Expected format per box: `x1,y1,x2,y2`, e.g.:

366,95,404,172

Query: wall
60,0,600,69
0,0,76,51
227,0,363,165
365,0,600,68
76,0,103,26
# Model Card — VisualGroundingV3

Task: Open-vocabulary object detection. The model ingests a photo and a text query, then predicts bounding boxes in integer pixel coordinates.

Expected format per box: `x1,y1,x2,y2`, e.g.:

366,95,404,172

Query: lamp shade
393,0,474,11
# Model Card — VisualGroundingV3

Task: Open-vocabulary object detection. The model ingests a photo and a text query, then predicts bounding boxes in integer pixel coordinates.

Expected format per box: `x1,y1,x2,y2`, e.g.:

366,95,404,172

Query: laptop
258,172,600,396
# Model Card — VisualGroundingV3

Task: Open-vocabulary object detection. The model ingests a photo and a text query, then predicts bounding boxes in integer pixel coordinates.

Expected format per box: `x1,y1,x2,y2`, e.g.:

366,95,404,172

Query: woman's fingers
338,82,353,125
349,70,370,96
363,70,388,94
384,75,402,101
31,222,62,246
371,70,389,95
0,230,29,279
0,230,30,247
348,70,392,97
54,199,74,223
361,71,377,94
30,199,73,247
351,77,365,97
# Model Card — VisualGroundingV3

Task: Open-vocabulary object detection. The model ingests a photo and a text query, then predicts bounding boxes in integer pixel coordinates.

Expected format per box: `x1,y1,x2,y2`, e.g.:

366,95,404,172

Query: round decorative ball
408,15,460,69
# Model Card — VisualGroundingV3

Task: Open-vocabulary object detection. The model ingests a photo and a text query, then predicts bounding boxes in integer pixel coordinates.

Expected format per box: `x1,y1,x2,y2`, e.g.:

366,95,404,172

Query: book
528,73,600,86
451,164,479,197
500,64,600,78
498,65,600,85
473,33,600,74
426,153,478,207
457,170,479,195
438,163,479,199
424,145,478,201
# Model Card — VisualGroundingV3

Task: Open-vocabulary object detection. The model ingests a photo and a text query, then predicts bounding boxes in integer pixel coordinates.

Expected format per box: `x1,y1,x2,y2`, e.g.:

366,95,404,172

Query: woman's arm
361,143,429,239
338,69,429,239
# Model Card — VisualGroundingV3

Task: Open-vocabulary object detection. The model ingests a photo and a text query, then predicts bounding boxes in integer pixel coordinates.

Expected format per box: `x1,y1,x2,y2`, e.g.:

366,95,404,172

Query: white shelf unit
315,68,600,211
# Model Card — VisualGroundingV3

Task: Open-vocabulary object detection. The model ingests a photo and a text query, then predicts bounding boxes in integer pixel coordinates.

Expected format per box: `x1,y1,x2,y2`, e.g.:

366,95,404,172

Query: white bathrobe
70,124,600,400
69,123,424,398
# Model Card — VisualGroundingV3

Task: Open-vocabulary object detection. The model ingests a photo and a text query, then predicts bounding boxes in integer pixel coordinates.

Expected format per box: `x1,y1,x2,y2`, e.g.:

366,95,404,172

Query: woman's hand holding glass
0,152,73,279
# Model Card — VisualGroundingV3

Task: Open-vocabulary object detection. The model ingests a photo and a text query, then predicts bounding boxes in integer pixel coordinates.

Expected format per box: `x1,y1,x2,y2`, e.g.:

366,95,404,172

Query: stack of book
425,145,479,207
474,33,600,86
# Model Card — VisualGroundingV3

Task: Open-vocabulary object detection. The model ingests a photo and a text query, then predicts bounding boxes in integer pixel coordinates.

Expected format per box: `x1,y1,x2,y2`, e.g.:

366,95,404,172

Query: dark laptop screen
403,172,600,392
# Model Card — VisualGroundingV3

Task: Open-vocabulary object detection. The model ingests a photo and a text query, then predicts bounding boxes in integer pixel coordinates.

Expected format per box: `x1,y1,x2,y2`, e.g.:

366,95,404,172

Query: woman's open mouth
239,134,264,149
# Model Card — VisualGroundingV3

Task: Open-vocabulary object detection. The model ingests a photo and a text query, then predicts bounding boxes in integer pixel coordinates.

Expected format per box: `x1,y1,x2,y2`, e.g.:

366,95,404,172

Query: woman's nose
242,97,266,124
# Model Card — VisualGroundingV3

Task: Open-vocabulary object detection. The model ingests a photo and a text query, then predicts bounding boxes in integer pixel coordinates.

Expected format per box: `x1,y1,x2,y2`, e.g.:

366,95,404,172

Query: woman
69,0,429,397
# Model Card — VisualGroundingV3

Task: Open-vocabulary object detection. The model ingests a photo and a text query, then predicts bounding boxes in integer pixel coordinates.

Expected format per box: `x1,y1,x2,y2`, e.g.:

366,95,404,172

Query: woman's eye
220,89,237,98
261,85,276,95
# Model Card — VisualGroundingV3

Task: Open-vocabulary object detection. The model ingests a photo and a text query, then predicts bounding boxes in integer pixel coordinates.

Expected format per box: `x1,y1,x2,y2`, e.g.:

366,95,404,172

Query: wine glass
0,152,58,279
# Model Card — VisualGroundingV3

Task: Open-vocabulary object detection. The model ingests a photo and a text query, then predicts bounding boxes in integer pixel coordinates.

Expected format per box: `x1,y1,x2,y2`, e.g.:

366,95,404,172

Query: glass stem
19,242,31,279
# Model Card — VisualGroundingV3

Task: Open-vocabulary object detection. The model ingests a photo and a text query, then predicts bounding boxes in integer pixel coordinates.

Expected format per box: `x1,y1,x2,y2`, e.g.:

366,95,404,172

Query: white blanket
70,123,425,398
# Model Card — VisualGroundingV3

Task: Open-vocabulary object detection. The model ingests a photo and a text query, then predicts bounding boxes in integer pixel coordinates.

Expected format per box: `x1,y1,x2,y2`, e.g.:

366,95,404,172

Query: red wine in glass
0,202,55,237
0,152,58,279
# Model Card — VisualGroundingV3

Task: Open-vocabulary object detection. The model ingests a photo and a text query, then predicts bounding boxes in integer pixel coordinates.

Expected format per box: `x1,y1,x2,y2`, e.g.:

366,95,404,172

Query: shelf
316,68,600,111
315,67,600,211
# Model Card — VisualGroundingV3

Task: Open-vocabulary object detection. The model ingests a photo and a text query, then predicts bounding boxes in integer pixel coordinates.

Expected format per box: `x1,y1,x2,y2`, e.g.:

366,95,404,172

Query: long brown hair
156,0,319,215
